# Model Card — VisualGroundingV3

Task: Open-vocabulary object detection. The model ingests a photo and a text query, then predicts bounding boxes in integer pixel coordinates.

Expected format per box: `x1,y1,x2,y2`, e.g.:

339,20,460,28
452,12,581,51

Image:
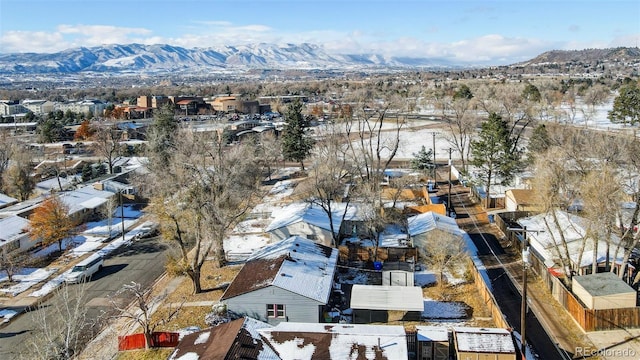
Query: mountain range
0,43,456,74
0,43,638,75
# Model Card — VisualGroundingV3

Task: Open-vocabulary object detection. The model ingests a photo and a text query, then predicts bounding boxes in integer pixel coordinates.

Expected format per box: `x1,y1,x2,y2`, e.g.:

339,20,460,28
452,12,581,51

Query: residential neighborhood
0,19,638,359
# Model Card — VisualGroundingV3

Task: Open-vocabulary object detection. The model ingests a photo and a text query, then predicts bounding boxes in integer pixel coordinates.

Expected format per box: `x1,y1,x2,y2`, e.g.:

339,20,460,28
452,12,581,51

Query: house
572,272,637,310
265,202,358,247
0,215,32,252
517,210,626,276
415,326,450,360
349,284,424,323
221,236,338,325
453,327,516,360
58,184,116,222
258,322,409,360
408,211,465,261
504,189,541,212
168,317,280,360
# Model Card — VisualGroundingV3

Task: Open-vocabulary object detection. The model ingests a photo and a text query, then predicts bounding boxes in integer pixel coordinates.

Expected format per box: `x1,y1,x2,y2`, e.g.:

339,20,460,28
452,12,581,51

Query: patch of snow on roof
408,211,463,236
416,326,449,342
173,352,200,360
193,331,210,345
259,323,408,360
250,236,337,303
454,327,515,354
265,202,357,233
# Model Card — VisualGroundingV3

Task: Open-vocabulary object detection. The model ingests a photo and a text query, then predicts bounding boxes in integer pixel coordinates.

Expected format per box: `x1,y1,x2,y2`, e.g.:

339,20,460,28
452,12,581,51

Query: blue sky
1,0,638,64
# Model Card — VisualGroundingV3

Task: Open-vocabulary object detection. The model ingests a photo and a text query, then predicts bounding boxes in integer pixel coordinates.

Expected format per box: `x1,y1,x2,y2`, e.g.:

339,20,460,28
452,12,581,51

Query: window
266,304,285,318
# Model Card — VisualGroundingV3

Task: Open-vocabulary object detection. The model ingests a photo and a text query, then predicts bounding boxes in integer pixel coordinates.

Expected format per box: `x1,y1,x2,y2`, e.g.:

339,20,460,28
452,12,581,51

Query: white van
64,253,104,284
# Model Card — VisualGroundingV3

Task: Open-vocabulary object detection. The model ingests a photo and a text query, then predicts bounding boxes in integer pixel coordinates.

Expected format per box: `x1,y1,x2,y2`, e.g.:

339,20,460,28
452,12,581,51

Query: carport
350,284,424,323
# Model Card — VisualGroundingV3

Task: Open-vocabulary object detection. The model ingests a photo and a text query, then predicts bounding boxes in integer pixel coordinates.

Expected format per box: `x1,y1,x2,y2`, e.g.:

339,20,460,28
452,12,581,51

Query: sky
0,0,638,64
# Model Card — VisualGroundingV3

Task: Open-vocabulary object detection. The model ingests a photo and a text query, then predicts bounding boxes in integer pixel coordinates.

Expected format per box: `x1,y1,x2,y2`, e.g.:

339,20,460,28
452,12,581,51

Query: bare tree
92,123,122,174
0,249,29,283
146,130,264,293
442,96,477,172
3,149,35,201
110,281,182,350
26,283,91,360
100,196,119,238
299,122,354,246
421,231,468,287
0,131,16,193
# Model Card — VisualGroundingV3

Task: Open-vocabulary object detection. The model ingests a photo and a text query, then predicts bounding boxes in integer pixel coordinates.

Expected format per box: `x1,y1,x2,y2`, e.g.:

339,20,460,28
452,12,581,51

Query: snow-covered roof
408,211,463,237
517,210,624,269
58,185,115,215
454,327,515,354
169,317,279,360
222,236,338,303
416,326,449,342
0,215,30,243
265,202,358,234
0,193,18,208
350,285,424,311
258,322,408,360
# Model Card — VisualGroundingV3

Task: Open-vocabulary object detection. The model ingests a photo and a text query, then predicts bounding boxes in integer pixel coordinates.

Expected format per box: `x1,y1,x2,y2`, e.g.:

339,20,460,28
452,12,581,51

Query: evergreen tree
608,83,640,126
470,112,521,207
147,104,178,169
526,123,551,164
281,99,314,171
81,163,93,182
453,84,473,100
522,83,542,102
410,145,434,170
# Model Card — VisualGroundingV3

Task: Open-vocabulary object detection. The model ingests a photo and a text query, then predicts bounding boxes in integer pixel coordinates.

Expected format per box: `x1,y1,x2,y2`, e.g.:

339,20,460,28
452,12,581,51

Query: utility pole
506,226,543,360
448,148,453,216
521,228,530,360
432,132,436,181
120,190,125,243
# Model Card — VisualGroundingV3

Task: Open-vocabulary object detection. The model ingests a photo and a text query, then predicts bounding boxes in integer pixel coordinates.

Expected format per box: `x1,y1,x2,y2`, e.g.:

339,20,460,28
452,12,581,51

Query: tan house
505,189,541,212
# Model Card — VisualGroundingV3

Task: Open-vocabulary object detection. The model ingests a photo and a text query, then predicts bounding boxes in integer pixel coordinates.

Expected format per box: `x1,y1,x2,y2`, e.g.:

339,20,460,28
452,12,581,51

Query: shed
0,215,33,252
572,272,637,310
350,284,424,323
504,189,541,212
453,327,516,360
416,326,450,360
382,262,415,286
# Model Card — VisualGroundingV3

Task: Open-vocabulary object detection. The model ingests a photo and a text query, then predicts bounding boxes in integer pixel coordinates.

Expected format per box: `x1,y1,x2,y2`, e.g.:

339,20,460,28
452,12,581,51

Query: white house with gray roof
0,215,32,252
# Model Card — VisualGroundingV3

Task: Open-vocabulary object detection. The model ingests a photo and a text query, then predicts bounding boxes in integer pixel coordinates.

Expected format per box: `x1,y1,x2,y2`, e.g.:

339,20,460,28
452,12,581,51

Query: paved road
0,236,169,360
440,180,568,360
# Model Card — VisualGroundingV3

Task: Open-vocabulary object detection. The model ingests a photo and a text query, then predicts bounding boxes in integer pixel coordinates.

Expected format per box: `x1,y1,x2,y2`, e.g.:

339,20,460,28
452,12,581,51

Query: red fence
118,332,180,351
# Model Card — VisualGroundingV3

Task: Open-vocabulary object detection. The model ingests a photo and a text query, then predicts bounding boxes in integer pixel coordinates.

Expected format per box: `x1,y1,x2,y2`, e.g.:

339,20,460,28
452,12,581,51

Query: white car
64,253,104,284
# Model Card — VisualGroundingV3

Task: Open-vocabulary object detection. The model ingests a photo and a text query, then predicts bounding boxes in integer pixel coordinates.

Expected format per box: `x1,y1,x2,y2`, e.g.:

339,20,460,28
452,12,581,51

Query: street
0,236,169,359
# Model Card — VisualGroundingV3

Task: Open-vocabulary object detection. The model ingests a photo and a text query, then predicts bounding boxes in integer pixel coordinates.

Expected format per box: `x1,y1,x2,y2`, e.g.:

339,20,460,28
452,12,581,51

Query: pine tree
81,163,93,182
410,145,434,170
470,112,521,207
281,99,314,171
608,83,640,126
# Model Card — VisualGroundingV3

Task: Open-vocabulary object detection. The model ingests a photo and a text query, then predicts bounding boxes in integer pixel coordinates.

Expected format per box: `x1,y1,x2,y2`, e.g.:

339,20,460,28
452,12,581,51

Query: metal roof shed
572,272,637,310
350,285,424,324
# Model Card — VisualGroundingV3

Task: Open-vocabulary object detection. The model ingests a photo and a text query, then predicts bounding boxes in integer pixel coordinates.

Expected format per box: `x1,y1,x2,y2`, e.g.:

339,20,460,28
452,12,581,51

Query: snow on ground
0,268,57,296
422,299,469,319
0,308,18,324
223,233,271,262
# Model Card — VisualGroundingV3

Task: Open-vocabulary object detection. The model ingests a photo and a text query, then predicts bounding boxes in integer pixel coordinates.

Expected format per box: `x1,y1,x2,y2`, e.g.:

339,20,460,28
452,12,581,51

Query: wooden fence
550,275,640,331
468,258,510,329
118,332,180,351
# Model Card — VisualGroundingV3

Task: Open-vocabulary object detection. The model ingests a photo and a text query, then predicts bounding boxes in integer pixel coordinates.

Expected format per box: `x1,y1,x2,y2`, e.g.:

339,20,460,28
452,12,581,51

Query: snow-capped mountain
0,43,457,74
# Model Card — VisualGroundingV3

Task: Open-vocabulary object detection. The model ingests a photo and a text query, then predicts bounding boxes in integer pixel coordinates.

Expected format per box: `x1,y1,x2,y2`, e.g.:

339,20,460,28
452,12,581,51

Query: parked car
64,253,104,284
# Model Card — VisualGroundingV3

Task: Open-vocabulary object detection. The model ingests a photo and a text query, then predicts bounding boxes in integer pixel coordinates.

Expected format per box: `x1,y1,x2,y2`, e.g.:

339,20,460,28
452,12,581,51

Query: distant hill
514,47,640,66
0,43,457,75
